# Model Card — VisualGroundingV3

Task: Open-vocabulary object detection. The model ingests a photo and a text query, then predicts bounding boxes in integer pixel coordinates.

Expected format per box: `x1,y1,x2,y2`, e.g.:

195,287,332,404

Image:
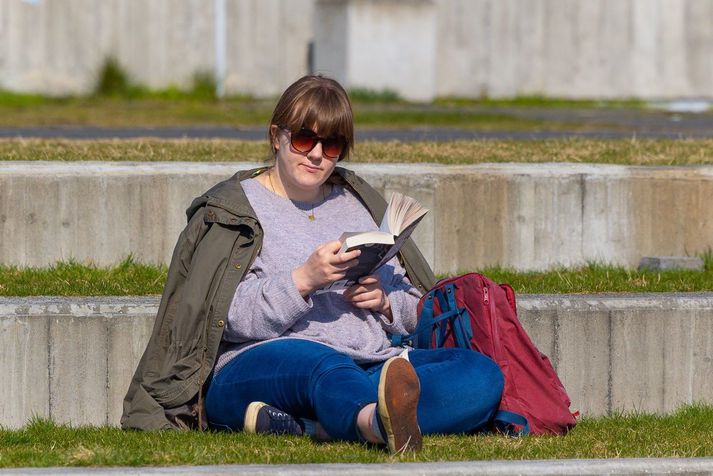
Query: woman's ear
270,125,280,151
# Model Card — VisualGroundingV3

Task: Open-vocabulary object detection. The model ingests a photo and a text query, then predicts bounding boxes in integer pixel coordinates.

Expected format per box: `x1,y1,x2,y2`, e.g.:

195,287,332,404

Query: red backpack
392,273,577,435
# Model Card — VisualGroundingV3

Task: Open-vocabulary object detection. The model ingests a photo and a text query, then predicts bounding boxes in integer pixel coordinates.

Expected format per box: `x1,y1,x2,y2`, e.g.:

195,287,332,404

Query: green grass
480,254,713,294
348,87,403,103
434,95,648,109
2,255,712,297
0,94,561,129
0,257,166,296
0,65,666,129
3,138,713,165
0,58,697,129
1,405,713,467
0,95,273,128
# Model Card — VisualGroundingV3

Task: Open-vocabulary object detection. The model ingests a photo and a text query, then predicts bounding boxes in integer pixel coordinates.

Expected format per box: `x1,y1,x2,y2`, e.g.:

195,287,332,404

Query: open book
320,192,428,292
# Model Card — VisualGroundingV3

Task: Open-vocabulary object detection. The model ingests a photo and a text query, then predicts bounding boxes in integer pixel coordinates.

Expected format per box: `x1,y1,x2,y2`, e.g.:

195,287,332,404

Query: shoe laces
261,406,302,434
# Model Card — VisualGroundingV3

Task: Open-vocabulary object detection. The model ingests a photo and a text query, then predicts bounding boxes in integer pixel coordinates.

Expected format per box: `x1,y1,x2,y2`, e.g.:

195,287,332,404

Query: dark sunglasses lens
322,137,345,159
291,131,318,153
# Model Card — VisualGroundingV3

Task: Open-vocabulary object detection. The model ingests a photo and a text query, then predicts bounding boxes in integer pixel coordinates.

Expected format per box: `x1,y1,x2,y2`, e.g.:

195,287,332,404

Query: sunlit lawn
1,255,712,296
0,94,557,130
1,405,712,467
3,138,713,165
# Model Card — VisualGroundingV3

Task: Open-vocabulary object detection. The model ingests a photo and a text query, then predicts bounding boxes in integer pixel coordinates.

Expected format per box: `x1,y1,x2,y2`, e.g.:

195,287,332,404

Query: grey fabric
215,179,421,374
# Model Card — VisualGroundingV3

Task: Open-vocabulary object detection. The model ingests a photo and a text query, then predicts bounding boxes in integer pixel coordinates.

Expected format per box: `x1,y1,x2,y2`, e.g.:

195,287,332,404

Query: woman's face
272,125,340,193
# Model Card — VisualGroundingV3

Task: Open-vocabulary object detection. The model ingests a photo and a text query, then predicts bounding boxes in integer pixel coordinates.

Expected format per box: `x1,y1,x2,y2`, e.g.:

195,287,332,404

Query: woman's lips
301,164,321,173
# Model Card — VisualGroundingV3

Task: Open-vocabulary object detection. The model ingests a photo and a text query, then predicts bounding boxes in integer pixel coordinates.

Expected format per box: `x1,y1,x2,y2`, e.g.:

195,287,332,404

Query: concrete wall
318,0,713,100
0,0,313,96
2,161,713,272
432,0,713,100
2,0,713,99
314,0,437,101
2,294,712,428
0,297,156,428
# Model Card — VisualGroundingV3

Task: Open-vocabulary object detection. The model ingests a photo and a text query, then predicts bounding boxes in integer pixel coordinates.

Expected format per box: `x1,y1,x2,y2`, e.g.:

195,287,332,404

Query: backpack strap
434,288,450,347
443,284,472,350
493,410,530,436
391,285,472,350
392,289,458,348
432,284,472,349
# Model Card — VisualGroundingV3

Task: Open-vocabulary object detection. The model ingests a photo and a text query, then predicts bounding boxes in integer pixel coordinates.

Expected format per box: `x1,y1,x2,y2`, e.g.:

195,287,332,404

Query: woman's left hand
343,275,392,321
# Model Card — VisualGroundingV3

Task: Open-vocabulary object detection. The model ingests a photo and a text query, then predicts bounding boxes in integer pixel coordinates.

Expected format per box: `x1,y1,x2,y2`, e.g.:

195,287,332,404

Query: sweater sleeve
223,265,313,342
374,259,422,336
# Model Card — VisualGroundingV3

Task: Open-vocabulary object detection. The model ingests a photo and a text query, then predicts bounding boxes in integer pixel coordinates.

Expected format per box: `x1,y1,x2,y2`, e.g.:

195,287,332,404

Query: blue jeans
205,339,504,441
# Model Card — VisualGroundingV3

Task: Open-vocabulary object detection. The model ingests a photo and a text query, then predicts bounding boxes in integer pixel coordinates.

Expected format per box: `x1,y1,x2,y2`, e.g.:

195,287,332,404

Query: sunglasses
282,126,346,160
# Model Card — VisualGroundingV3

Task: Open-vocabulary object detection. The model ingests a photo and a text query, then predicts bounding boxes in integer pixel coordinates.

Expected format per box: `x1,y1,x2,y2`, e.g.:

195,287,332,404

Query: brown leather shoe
377,356,422,453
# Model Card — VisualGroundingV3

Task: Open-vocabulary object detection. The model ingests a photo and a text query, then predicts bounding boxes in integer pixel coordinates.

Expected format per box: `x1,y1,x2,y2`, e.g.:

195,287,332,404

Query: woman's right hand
292,240,361,297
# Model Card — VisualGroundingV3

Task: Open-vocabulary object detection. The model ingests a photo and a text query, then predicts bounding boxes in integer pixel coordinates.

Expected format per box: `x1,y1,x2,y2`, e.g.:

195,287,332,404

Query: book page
372,214,425,270
380,192,429,235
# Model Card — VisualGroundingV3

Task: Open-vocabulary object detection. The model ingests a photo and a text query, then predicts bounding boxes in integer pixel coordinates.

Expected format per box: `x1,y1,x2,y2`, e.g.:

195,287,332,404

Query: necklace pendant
308,214,316,221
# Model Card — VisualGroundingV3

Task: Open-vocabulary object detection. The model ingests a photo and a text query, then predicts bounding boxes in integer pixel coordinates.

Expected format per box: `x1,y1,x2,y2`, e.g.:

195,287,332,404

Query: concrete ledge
3,458,713,475
2,293,713,429
2,161,713,272
0,297,156,428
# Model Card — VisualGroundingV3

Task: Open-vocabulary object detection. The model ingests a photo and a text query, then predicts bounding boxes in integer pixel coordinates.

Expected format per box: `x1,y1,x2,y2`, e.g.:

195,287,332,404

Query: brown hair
269,75,354,161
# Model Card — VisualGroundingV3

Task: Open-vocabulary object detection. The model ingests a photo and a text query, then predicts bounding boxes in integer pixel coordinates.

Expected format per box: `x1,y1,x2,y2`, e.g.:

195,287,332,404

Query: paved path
1,125,711,141
1,108,713,140
3,458,713,475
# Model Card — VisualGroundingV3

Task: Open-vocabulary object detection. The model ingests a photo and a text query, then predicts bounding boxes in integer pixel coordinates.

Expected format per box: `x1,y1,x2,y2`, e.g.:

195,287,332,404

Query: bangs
286,88,353,143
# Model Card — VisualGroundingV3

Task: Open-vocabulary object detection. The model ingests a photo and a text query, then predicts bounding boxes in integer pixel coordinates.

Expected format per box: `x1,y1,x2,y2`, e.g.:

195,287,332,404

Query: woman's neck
266,167,325,203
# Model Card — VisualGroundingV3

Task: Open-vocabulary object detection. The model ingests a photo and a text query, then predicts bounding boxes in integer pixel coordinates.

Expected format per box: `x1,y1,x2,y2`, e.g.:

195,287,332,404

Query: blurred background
2,0,712,101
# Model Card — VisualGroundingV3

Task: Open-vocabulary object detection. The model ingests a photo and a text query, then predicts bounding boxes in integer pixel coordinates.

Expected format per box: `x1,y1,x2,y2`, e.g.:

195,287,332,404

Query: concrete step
2,162,713,272
3,458,713,475
2,293,712,429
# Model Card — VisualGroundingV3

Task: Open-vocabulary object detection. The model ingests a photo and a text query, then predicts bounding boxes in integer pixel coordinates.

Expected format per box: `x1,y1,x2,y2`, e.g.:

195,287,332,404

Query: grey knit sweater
214,178,422,374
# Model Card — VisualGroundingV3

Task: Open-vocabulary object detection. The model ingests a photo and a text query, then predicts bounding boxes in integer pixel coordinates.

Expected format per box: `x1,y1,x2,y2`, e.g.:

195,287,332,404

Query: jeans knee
312,351,361,380
309,351,375,442
486,361,505,406
458,349,504,405
309,349,371,404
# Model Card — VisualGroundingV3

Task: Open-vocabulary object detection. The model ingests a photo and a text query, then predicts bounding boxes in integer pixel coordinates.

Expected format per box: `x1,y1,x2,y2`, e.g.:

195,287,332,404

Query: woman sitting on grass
123,75,503,453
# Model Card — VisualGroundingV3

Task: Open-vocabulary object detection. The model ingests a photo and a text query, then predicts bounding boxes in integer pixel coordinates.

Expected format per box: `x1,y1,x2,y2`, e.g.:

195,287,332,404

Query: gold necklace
267,169,326,221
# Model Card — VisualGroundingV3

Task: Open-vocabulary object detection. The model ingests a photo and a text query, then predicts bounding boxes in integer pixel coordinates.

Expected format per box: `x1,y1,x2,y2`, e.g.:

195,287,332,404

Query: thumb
358,275,379,285
322,240,344,253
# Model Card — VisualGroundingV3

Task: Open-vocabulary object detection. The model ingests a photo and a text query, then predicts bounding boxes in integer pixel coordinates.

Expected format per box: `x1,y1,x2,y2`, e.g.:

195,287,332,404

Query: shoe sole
243,401,267,433
378,357,422,453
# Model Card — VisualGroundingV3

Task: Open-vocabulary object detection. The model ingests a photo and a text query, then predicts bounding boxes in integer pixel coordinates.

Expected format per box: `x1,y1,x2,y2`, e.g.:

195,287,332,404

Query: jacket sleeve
222,266,314,342
375,258,422,336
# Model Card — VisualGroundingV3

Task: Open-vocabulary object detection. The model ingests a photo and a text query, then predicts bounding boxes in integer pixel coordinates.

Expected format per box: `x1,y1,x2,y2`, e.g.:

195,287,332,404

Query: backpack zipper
482,278,503,360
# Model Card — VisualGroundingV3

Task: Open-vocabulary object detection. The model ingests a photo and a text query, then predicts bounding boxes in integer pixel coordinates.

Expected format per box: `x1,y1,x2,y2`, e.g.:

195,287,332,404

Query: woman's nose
307,141,324,161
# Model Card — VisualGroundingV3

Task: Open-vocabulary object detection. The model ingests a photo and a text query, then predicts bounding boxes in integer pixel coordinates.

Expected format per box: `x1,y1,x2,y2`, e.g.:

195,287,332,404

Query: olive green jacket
120,166,436,430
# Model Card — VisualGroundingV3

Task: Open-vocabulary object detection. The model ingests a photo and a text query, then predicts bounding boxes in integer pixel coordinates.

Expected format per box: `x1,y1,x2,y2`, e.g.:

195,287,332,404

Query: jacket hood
185,166,374,224
185,167,267,222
